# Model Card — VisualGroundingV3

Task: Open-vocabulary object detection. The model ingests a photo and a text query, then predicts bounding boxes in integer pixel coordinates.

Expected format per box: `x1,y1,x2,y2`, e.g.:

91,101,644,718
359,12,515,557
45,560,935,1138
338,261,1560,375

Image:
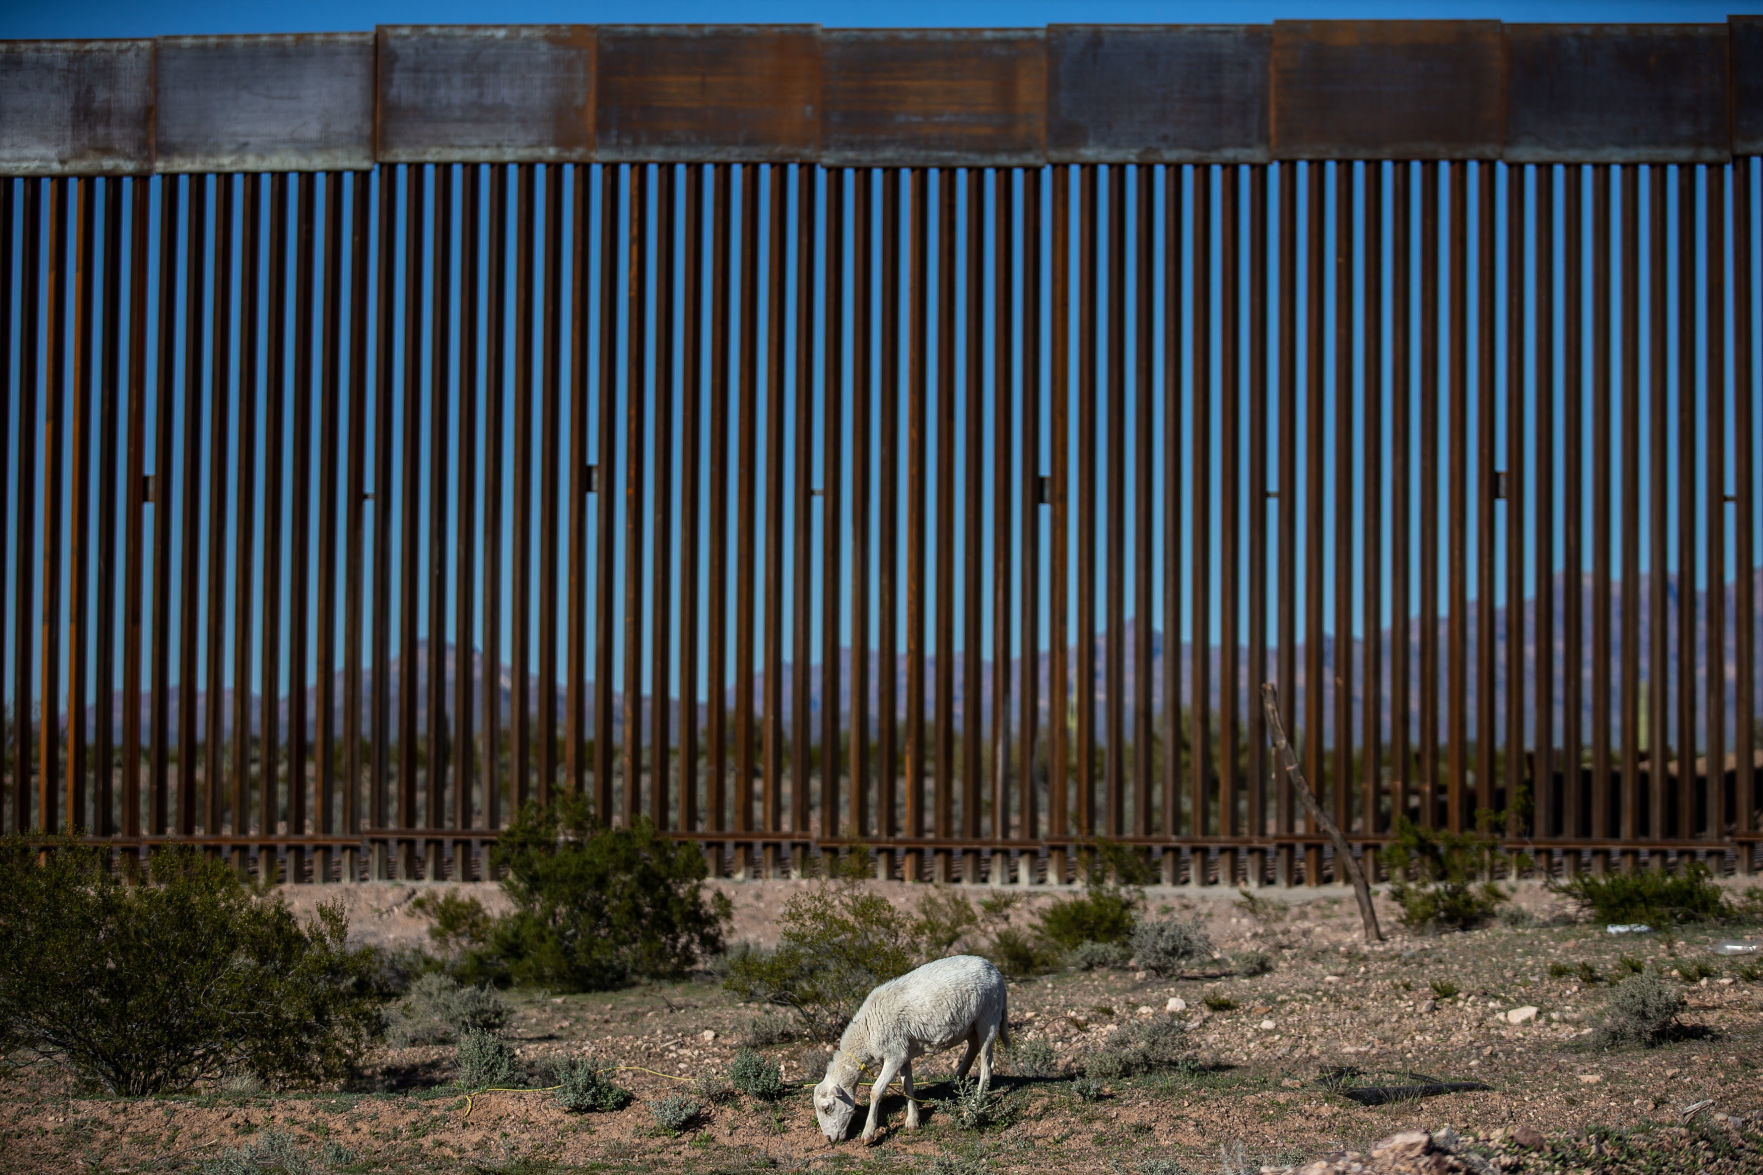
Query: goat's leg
975,1023,999,1099
861,1056,901,1143
953,1032,980,1078
902,1060,920,1131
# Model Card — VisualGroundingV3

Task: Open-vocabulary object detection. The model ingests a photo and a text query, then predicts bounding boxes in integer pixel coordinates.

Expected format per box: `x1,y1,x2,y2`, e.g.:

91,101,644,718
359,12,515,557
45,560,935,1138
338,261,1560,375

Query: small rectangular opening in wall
1493,470,1509,500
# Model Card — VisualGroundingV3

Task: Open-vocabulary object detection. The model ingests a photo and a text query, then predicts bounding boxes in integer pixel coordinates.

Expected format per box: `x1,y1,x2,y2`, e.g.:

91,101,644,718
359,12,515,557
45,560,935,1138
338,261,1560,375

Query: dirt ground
4,879,1761,1174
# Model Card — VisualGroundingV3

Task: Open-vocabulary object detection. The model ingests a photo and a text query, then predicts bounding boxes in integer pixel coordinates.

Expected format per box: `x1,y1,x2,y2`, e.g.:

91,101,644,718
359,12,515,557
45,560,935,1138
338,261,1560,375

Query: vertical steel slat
483,166,508,832
680,164,703,833
0,179,11,830
1334,161,1354,840
148,176,177,836
1363,163,1384,839
1675,164,1696,839
1019,169,1041,849
40,176,67,833
122,177,149,841
426,166,452,862
1163,161,1185,851
906,166,929,871
1218,164,1240,855
263,173,288,854
763,161,786,850
1303,161,1323,859
703,164,728,845
342,171,368,869
511,163,535,818
1648,164,1668,841
1447,160,1469,837
565,165,588,803
935,167,957,862
654,163,676,830
989,169,1012,856
456,166,479,843
847,169,871,843
1534,166,1556,836
1619,164,1641,847
317,172,344,868
1562,164,1583,842
1049,165,1070,877
821,166,844,843
65,178,94,832
1734,159,1756,863
371,167,396,859
173,174,203,837
765,163,787,848
1133,164,1155,846
879,168,900,847
290,173,316,866
1704,164,1724,845
1247,165,1268,864
625,164,649,828
964,168,985,858
1105,163,1126,840
595,163,621,823
1195,165,1215,849
1591,165,1613,841
1505,164,1526,839
1076,162,1097,841
1390,163,1411,832
791,164,814,841
201,176,232,838
1475,162,1496,835
235,174,261,852
14,179,43,831
539,164,562,807
95,177,124,837
397,167,423,870
736,163,757,850
1418,161,1440,830
1276,163,1297,859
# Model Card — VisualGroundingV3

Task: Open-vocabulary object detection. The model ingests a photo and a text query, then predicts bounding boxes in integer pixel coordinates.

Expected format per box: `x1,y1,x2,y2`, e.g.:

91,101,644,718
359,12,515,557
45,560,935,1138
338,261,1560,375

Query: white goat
812,954,1009,1144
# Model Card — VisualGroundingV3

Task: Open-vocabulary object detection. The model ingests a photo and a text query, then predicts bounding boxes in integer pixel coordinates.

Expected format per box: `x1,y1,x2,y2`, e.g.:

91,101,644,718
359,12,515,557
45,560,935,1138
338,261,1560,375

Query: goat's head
812,1075,856,1143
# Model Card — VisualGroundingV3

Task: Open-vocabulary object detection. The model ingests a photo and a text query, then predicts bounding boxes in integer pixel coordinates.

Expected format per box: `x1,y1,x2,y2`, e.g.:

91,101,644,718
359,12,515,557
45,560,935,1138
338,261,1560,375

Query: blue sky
2,0,1758,721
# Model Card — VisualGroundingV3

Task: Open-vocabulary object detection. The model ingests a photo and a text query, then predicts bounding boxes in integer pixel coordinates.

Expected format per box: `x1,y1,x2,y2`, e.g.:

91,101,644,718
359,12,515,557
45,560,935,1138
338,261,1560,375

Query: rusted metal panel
0,41,152,176
1046,25,1269,163
1506,25,1730,163
1270,21,1504,160
377,25,596,163
1734,18,1763,155
595,26,819,162
154,34,373,173
822,30,1045,167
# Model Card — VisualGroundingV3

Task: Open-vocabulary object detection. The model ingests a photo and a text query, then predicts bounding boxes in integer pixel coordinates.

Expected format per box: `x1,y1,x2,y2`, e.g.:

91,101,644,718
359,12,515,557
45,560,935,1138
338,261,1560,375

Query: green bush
1553,864,1730,927
1615,955,1647,977
1082,1017,1189,1080
988,926,1065,979
0,839,382,1095
455,1029,518,1088
1130,916,1214,975
1072,1074,1107,1101
728,1047,788,1101
410,890,494,956
460,797,731,992
1594,973,1686,1049
1233,950,1275,977
939,1074,1012,1131
552,1057,632,1112
647,1092,703,1133
382,972,511,1046
722,877,919,1040
1381,816,1510,931
1201,994,1236,1012
1036,884,1139,952
1007,1038,1059,1077
1430,979,1459,999
911,887,982,956
201,1129,336,1175
1067,941,1131,971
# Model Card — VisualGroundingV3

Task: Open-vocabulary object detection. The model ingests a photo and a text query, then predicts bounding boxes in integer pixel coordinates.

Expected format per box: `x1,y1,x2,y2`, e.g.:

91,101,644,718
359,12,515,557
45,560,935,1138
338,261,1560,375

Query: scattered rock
1136,1005,1155,1016
1505,1005,1539,1025
1166,997,1187,1013
1419,999,1438,1013
1259,1018,1277,1031
700,1029,716,1043
1510,1126,1545,1150
1579,1073,1602,1084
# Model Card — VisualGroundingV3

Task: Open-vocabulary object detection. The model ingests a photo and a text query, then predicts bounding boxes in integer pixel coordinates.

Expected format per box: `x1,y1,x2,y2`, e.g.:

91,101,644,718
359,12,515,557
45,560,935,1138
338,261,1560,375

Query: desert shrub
1547,962,1573,979
363,945,442,999
939,1075,1012,1131
1430,979,1459,999
1036,883,1139,952
1233,950,1275,977
1083,1017,1189,1080
647,1092,703,1133
739,1014,797,1048
382,972,511,1046
200,1129,354,1175
1576,962,1603,984
1201,994,1236,1012
1077,839,1160,888
1615,955,1647,977
722,876,918,1040
1007,1037,1059,1077
1496,906,1541,929
1734,960,1763,983
1381,816,1510,931
552,1057,632,1112
1067,940,1131,971
455,1029,518,1088
1594,973,1686,1048
1072,1074,1107,1101
1554,864,1729,927
410,890,494,956
1234,887,1288,924
987,926,1065,979
912,887,981,955
1131,916,1214,975
460,797,731,992
694,1068,737,1105
728,1048,788,1101
1675,958,1720,983
0,839,383,1095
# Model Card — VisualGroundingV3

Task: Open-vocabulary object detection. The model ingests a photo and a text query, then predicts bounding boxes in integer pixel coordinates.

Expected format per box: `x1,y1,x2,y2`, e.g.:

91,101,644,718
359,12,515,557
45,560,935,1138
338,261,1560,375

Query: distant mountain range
83,568,1763,749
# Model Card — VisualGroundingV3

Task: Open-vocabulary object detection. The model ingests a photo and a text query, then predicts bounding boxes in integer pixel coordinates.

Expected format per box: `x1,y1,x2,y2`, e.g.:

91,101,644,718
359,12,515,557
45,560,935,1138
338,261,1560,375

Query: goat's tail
997,986,1011,1049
